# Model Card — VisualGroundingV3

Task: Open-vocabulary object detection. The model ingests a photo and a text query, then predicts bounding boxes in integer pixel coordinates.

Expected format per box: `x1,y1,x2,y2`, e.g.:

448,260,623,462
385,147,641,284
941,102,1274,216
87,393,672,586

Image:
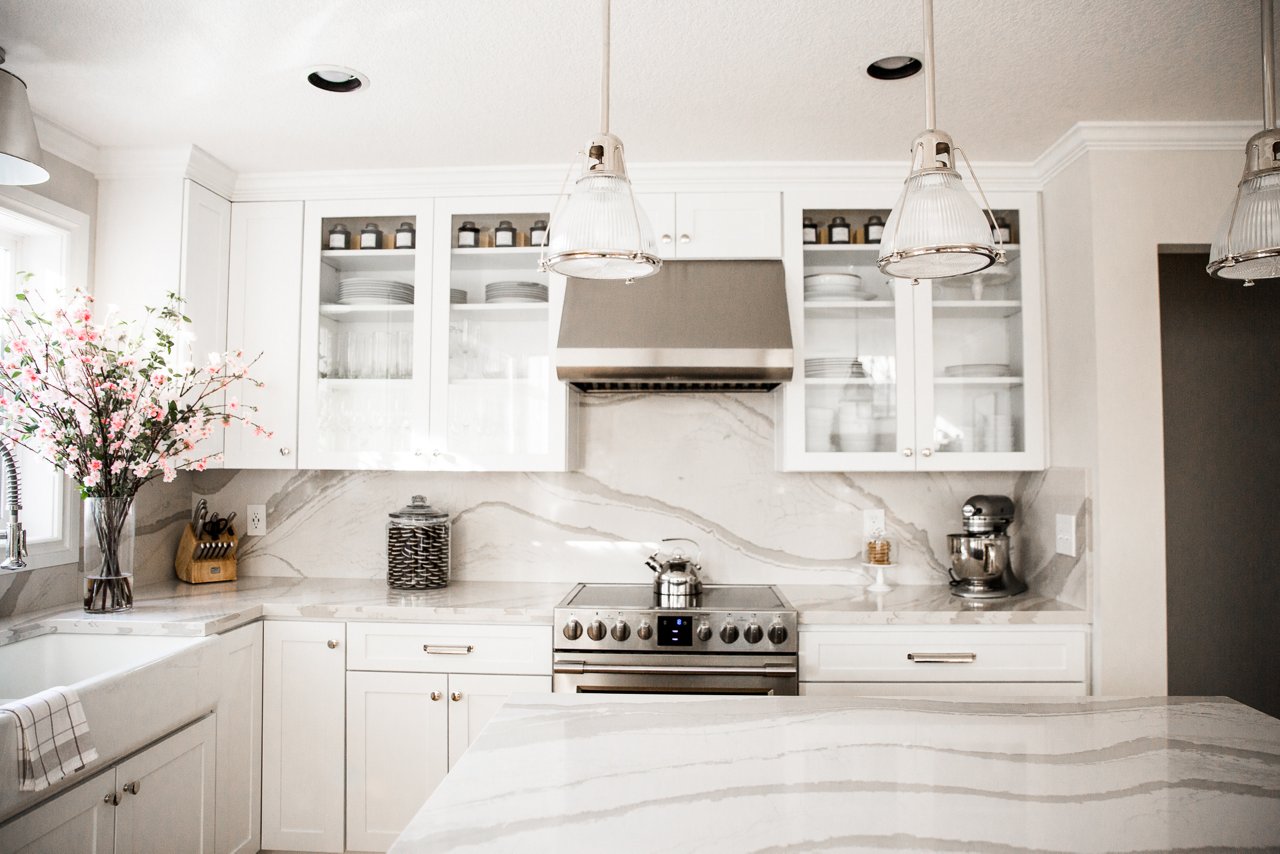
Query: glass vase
82,495,135,613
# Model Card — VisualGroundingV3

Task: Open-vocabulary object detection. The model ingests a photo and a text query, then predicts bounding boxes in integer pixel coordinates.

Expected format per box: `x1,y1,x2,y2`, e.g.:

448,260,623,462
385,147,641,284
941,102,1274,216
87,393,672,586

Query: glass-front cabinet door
428,197,572,471
298,199,433,470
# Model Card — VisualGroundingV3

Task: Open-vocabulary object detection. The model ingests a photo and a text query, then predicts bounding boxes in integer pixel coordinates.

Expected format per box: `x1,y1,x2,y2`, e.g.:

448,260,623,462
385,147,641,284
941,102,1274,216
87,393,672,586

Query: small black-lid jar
864,215,885,244
457,220,480,248
360,222,384,250
828,216,852,244
394,221,415,249
494,220,517,247
327,223,351,250
529,219,548,247
802,217,820,244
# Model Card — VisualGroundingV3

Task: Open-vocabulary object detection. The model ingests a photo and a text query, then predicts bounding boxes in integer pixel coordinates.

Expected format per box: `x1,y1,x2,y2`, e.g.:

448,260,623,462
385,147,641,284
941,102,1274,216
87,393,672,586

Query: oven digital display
657,616,693,646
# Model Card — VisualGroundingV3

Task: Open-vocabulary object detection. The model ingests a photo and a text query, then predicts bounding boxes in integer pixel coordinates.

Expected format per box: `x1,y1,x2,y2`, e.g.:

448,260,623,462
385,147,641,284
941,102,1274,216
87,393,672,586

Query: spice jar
993,217,1012,244
394,221,415,249
802,217,820,245
327,223,351,250
828,216,852,244
494,220,517,248
863,215,885,244
359,223,383,250
457,220,480,248
529,219,548,247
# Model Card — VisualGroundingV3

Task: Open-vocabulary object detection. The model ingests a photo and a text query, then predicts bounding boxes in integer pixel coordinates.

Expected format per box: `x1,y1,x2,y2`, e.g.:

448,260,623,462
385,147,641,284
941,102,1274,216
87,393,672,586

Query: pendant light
1208,0,1280,285
878,0,1002,282
540,0,660,283
0,47,49,186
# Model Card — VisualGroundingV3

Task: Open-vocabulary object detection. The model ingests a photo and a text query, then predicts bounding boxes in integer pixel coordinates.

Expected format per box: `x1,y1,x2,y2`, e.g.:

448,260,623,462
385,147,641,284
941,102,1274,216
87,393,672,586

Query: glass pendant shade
544,172,660,280
879,168,998,279
0,68,49,186
1208,130,1280,282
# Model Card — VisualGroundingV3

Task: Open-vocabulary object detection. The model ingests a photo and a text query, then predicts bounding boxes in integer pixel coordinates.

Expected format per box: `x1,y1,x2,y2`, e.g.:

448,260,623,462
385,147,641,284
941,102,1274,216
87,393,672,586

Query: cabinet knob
279,447,292,456
920,447,933,457
430,691,442,701
123,781,140,796
327,639,339,649
450,692,463,702
902,448,914,457
414,450,424,457
104,792,119,806
432,449,442,458
679,233,691,244
660,234,673,244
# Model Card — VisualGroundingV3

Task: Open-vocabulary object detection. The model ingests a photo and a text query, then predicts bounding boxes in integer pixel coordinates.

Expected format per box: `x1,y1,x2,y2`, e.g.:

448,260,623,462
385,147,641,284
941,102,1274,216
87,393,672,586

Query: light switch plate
863,508,886,539
1055,513,1077,557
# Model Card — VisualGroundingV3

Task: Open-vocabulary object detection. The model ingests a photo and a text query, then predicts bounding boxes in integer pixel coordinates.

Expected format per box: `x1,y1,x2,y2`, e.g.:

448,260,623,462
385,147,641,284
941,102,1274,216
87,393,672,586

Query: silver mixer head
961,494,1014,535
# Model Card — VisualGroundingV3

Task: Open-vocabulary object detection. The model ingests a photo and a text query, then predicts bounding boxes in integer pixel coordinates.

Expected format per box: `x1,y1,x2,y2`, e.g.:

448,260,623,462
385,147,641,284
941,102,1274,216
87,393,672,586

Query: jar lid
532,219,547,227
866,215,884,225
364,223,379,229
497,220,514,227
331,223,349,231
832,216,849,224
803,217,816,224
460,220,477,228
390,495,448,521
398,221,413,229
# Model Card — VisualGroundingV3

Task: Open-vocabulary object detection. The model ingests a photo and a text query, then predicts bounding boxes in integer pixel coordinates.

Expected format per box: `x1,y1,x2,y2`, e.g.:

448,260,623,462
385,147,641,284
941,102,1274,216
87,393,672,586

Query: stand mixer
946,495,1027,599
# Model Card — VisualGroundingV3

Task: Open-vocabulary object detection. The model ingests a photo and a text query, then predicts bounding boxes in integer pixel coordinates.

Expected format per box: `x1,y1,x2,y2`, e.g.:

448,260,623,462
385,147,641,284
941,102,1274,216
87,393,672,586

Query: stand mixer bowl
947,534,1010,582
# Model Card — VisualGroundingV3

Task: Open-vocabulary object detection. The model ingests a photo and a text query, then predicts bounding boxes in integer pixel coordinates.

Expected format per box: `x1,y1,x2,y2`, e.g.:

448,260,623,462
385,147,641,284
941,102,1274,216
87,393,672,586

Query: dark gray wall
1159,250,1280,719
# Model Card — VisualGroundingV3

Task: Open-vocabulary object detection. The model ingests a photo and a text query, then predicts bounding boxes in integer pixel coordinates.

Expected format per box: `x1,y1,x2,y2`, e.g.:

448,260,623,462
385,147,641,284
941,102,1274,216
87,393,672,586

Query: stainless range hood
555,260,793,392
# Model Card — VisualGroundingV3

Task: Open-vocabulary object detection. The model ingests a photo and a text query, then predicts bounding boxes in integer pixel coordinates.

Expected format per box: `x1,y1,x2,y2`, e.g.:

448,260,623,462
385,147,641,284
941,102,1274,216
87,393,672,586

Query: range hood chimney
555,260,794,392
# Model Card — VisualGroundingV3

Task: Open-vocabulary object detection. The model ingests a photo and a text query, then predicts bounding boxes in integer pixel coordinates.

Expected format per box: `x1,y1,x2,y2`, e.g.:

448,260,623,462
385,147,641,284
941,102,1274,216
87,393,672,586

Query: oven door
553,652,798,696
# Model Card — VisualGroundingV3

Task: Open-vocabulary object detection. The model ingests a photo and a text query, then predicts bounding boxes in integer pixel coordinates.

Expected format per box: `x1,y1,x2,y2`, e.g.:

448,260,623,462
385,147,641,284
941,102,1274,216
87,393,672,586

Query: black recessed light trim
306,66,368,93
867,56,923,81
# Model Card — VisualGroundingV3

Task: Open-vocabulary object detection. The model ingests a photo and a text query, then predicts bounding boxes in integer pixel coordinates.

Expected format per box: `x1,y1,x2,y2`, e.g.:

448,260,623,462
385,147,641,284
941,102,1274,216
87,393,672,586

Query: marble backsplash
182,393,1090,609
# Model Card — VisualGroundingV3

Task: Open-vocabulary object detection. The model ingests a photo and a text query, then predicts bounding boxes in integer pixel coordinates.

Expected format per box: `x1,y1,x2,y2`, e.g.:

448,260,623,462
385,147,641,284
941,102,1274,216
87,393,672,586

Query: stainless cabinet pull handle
423,644,474,655
450,692,463,702
660,234,673,244
430,691,442,701
907,652,976,663
123,781,141,795
327,640,339,649
104,792,119,806
920,448,933,457
902,448,914,457
679,233,691,244
279,447,292,456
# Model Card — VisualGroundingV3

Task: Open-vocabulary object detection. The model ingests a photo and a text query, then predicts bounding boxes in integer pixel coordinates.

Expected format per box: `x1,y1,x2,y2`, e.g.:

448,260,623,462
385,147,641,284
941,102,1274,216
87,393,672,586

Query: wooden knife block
174,523,238,584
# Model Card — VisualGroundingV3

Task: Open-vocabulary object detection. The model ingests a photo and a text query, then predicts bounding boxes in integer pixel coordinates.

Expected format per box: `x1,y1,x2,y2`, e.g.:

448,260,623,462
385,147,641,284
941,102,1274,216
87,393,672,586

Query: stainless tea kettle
645,537,703,606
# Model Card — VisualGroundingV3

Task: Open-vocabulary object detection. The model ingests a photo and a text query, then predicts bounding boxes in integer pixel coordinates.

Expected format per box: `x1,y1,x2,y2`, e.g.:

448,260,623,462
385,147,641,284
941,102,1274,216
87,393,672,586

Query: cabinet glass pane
802,227,900,454
929,251,1025,455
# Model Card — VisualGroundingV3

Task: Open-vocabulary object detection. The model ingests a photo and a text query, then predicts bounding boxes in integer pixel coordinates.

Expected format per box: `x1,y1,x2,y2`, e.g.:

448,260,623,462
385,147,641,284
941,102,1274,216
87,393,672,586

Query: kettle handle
659,537,702,564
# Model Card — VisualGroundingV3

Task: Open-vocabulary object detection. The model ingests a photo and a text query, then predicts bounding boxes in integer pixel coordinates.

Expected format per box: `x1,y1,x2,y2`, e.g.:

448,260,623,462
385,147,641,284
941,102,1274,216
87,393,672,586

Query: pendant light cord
1264,0,1275,129
922,0,936,130
600,0,611,136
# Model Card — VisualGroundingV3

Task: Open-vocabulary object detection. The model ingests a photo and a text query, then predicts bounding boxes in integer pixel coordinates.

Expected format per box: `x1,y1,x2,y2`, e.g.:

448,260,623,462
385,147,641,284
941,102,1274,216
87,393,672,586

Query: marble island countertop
0,575,1087,645
390,694,1280,853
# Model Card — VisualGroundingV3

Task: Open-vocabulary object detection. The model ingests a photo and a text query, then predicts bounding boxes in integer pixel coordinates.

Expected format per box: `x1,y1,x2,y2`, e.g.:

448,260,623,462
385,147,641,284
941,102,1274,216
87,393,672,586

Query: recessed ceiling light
306,65,369,93
866,56,923,81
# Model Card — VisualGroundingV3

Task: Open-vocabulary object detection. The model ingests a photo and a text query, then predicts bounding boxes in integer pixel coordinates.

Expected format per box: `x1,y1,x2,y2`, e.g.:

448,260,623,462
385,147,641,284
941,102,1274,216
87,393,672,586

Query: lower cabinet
215,622,262,854
0,715,216,854
799,626,1090,696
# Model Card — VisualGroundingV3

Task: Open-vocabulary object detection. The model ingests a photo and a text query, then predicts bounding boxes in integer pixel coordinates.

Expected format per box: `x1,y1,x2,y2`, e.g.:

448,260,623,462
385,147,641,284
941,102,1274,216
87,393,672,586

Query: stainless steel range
552,583,799,696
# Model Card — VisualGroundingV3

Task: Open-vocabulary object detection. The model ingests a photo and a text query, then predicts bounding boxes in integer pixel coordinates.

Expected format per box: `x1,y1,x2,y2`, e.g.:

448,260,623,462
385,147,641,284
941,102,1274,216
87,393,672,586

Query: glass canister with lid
387,495,451,590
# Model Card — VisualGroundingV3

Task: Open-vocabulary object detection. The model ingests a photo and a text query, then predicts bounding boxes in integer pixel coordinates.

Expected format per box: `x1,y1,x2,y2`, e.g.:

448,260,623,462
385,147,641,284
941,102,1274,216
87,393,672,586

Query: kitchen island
389,694,1280,853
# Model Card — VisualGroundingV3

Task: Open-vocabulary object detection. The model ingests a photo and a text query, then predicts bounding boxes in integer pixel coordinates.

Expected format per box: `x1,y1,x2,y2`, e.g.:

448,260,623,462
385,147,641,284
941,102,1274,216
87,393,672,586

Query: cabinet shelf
803,301,895,317
803,377,889,385
320,304,415,323
450,247,547,273
321,249,416,273
933,376,1024,385
319,378,414,388
450,303,548,315
932,300,1023,319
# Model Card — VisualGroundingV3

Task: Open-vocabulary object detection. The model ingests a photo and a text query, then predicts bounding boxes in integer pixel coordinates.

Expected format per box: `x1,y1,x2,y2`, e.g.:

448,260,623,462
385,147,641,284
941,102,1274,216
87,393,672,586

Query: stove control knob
637,621,653,640
696,622,713,642
719,622,739,644
562,619,583,641
768,623,789,645
587,619,607,642
743,622,764,644
611,620,631,642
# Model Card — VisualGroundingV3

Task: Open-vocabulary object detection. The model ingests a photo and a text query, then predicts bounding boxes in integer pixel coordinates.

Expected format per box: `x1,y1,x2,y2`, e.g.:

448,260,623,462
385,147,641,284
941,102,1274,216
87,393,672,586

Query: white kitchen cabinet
215,623,262,854
224,202,304,468
345,622,551,852
799,626,1088,696
429,197,574,471
297,199,434,470
778,191,1047,472
261,621,346,853
638,192,782,260
0,717,216,854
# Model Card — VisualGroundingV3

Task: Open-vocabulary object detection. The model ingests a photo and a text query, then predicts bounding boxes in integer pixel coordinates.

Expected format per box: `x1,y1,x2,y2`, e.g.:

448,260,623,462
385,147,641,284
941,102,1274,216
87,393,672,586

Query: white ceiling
0,0,1263,173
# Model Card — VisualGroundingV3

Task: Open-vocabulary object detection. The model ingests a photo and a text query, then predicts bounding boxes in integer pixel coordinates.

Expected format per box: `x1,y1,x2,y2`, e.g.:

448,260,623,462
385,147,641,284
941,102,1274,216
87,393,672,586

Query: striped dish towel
0,686,99,792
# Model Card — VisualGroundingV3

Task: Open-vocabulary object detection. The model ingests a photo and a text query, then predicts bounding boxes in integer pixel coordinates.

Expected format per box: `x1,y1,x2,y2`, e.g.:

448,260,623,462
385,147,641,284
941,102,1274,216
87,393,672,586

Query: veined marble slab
784,583,1088,625
390,695,1280,854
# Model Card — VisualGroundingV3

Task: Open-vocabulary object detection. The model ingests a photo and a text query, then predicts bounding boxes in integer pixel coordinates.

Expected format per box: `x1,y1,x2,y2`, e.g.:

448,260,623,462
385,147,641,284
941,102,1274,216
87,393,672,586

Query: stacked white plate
485,281,548,304
943,363,1013,378
338,278,414,306
450,288,468,305
804,273,875,302
805,357,869,379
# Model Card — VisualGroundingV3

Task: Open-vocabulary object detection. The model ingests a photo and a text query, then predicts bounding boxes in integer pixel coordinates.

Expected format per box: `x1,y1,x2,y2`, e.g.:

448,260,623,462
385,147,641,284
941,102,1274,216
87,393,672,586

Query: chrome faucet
1,442,27,570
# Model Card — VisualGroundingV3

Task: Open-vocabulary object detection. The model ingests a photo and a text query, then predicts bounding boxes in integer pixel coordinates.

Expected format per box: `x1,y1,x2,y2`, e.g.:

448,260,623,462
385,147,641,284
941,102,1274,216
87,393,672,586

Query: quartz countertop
389,694,1280,853
0,576,1086,645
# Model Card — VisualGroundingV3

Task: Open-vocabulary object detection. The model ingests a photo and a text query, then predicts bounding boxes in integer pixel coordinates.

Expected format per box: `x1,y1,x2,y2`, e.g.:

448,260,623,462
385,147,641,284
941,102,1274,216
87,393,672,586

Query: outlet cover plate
247,504,267,536
1055,513,1077,557
863,508,886,540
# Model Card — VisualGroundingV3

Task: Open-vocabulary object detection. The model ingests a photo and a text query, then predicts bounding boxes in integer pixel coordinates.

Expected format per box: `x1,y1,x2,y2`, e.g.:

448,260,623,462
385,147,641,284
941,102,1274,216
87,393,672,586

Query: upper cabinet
637,192,782,259
778,190,1046,472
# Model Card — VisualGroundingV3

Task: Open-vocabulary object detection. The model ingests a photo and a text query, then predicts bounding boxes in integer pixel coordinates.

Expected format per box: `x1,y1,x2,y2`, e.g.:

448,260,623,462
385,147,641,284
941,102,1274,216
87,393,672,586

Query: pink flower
131,461,151,477
89,459,103,472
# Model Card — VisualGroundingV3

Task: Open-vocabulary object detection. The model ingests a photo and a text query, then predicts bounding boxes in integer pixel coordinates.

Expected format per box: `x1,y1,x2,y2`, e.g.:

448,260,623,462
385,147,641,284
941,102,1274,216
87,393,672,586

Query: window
0,188,91,570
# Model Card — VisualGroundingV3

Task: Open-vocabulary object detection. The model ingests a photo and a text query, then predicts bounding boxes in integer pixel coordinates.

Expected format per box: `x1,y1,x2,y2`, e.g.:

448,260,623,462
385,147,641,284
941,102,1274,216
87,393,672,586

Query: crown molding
94,144,236,198
1034,121,1258,184
32,114,100,174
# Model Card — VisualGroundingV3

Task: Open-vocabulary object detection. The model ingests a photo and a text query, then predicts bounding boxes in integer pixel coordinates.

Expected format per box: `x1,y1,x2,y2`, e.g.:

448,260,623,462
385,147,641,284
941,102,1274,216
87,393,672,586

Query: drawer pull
423,644,475,655
907,652,977,664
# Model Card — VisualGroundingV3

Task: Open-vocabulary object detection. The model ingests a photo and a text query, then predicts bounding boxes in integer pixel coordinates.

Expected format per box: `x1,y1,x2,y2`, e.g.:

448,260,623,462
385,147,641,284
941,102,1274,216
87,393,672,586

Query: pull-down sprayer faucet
1,442,27,570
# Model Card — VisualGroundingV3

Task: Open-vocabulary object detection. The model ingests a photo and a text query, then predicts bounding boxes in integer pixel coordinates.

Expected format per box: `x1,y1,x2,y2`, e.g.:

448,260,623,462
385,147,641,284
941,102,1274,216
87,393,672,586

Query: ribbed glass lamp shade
1208,171,1280,281
0,69,49,186
878,170,997,279
544,173,660,280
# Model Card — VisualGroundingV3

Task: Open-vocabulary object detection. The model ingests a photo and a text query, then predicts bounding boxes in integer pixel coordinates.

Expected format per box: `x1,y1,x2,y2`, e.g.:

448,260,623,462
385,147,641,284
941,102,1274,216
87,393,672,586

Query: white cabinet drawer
346,623,551,675
800,681,1087,698
800,627,1087,683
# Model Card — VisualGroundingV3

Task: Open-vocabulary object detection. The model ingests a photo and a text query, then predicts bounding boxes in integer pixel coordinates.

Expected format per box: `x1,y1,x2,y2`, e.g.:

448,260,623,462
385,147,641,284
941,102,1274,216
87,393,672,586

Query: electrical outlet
863,508,886,539
1055,513,1077,557
247,504,267,536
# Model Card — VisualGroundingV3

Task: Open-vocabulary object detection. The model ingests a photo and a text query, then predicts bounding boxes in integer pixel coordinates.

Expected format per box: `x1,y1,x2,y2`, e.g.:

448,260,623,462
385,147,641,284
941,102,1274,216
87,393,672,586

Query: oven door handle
553,661,797,678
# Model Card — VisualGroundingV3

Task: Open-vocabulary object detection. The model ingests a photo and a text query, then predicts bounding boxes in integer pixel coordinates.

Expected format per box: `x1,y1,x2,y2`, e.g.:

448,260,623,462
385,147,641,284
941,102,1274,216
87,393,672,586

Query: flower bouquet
0,284,269,612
